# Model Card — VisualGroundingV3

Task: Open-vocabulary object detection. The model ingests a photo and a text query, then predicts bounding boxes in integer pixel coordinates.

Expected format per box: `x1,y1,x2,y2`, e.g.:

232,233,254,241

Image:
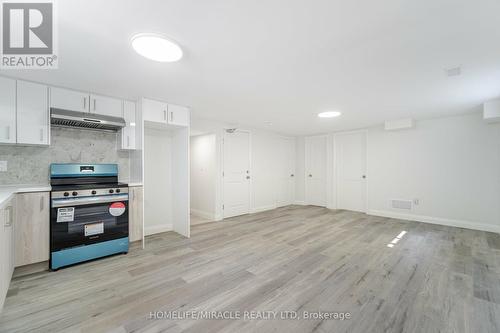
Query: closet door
223,130,251,218
276,137,295,207
335,131,367,212
305,135,327,207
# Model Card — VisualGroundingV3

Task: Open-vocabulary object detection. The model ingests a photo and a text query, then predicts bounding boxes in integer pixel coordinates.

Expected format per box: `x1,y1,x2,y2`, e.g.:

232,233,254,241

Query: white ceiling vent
445,66,462,77
391,199,412,210
384,118,414,131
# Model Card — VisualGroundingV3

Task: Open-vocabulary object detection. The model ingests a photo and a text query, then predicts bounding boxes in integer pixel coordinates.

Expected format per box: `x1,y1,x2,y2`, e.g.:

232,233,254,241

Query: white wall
144,127,173,235
366,113,500,232
190,134,217,219
191,117,296,217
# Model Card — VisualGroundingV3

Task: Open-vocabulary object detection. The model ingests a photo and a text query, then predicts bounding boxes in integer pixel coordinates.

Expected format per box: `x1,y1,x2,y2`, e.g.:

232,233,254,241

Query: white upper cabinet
17,81,49,145
120,100,137,150
167,104,190,127
143,98,168,123
0,77,17,144
90,94,123,118
50,87,89,113
142,98,189,127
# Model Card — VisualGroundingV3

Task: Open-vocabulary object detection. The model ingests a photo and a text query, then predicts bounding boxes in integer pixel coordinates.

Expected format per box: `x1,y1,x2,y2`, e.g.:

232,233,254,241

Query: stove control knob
116,189,121,193
63,192,69,197
91,190,97,195
72,191,78,196
109,189,114,194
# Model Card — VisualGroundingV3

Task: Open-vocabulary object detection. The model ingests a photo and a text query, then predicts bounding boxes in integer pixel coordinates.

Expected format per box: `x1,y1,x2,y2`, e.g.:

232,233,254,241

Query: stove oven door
50,194,129,252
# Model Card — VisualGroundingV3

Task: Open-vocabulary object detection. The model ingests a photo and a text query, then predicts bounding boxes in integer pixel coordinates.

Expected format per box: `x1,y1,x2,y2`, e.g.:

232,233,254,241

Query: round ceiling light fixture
318,111,342,118
131,33,183,62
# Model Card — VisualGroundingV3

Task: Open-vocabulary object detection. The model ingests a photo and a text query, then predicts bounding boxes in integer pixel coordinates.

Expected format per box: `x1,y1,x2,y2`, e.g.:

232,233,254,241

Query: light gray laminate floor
190,214,213,226
1,206,500,333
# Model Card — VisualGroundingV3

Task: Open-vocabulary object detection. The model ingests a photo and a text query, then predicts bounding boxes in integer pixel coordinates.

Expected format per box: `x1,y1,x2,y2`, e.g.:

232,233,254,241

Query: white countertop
0,184,51,207
127,182,143,187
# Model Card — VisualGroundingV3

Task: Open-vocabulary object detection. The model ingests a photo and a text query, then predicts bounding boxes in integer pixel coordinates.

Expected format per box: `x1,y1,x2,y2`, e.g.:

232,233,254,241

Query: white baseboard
251,204,277,214
190,209,215,220
293,200,306,205
144,224,173,236
367,209,500,234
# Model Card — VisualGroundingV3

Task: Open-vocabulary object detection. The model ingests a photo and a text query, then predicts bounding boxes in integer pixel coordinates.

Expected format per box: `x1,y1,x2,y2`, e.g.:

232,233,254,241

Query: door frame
333,129,368,212
221,128,252,219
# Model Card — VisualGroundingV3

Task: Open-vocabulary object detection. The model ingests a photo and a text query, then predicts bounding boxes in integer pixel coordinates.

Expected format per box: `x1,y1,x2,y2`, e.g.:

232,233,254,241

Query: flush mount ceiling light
131,33,183,62
318,111,342,118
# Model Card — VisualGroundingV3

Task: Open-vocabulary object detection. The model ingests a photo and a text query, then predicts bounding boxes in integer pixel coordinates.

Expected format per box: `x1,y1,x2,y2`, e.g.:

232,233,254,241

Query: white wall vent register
391,199,412,210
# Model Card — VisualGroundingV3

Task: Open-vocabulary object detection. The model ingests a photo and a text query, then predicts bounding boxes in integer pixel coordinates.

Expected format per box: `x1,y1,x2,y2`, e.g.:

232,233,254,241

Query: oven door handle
51,194,129,207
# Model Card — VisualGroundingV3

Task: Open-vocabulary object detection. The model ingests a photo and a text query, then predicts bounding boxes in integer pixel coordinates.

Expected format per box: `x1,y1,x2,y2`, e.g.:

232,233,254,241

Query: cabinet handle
5,206,13,227
309,174,312,177
40,196,44,211
93,99,96,111
5,125,10,140
163,110,167,121
40,128,44,142
83,97,86,110
290,174,294,177
170,111,173,122
127,135,130,148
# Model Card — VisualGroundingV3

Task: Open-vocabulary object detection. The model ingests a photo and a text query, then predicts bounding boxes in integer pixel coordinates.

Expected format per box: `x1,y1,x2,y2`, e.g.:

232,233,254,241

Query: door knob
362,175,366,179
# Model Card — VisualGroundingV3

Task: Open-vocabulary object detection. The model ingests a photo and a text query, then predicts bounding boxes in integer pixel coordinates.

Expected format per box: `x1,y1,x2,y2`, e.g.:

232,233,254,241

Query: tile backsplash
0,127,129,185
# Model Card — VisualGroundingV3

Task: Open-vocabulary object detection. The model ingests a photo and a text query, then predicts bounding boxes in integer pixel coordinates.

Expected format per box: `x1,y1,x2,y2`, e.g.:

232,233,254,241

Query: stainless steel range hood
50,108,126,131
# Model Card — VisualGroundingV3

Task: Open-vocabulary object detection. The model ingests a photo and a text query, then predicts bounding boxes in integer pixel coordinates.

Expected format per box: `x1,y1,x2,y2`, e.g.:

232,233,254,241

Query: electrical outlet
0,161,7,172
413,198,420,205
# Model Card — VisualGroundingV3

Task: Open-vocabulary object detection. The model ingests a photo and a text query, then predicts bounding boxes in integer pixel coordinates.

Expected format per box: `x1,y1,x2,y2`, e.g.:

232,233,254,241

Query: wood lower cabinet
129,186,143,242
14,192,50,267
0,197,15,312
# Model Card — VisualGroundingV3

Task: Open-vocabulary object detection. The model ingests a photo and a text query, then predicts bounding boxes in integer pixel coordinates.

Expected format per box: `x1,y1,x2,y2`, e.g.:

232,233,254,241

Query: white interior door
223,130,251,218
335,131,367,212
305,136,327,206
276,137,295,207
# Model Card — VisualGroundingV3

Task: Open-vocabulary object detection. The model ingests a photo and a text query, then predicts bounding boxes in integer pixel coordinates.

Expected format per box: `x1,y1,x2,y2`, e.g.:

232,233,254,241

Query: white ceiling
8,0,500,135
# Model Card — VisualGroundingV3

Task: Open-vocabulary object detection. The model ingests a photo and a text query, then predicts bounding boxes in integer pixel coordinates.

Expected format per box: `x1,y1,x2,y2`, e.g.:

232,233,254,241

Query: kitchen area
0,75,190,312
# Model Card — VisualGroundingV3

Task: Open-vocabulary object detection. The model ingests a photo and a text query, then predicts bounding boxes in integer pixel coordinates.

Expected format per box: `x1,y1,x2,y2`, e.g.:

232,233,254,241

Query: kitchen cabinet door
17,81,50,145
167,104,190,127
0,198,15,312
0,205,6,311
0,77,17,144
50,87,89,113
14,192,50,267
120,101,137,150
90,94,123,118
129,186,143,242
142,98,168,123
4,200,14,277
